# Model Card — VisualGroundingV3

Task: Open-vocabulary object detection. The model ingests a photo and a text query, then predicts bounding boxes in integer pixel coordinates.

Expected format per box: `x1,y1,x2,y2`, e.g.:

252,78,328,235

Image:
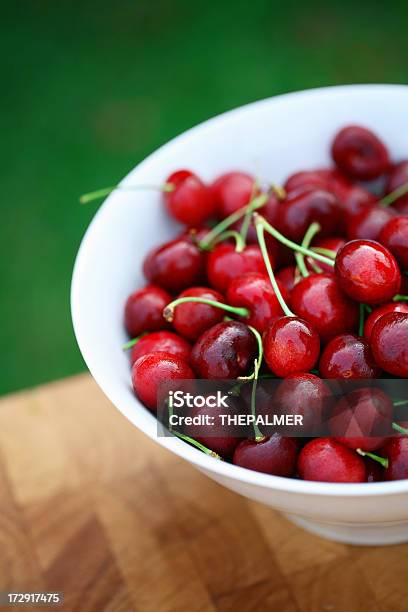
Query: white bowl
71,84,408,545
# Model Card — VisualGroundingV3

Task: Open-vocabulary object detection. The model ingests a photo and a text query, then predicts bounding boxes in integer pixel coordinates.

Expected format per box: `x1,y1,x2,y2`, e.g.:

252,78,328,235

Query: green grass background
1,0,407,394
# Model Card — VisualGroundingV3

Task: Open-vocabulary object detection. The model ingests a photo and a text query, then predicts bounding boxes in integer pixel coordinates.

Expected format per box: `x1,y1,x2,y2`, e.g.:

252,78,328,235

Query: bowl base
285,514,408,546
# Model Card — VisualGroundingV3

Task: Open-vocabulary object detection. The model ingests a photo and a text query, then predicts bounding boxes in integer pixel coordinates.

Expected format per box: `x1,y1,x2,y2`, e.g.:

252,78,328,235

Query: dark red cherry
284,169,330,193
365,459,384,482
263,316,320,378
233,434,298,477
143,238,205,293
379,216,408,269
171,286,225,341
347,205,395,241
386,161,408,211
291,274,359,343
306,237,345,274
227,273,286,333
382,437,408,481
330,388,392,452
276,266,298,299
184,401,241,459
331,125,390,180
298,438,366,483
206,243,267,293
334,239,401,304
130,331,191,364
132,352,195,411
319,333,382,379
363,302,408,340
211,171,257,217
277,189,341,242
340,184,377,219
164,170,215,226
274,373,331,432
190,321,257,379
124,285,171,337
371,312,408,377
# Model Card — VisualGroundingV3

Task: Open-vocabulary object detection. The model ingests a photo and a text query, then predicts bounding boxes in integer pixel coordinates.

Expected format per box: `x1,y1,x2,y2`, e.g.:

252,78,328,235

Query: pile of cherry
118,124,408,484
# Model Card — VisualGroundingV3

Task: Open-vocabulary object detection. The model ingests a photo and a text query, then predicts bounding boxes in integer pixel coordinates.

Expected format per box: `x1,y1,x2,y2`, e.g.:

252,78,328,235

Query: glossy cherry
190,321,257,379
298,438,366,483
291,273,359,343
143,238,205,293
386,161,408,212
346,205,395,241
319,333,381,379
277,189,341,242
170,287,225,341
263,316,320,377
370,312,408,377
211,171,257,217
233,434,298,477
334,239,401,304
164,170,215,226
363,302,408,340
331,125,390,180
274,373,331,432
379,216,408,269
132,352,195,411
226,273,286,333
330,388,393,452
382,437,408,481
130,331,191,364
206,243,267,293
124,285,171,337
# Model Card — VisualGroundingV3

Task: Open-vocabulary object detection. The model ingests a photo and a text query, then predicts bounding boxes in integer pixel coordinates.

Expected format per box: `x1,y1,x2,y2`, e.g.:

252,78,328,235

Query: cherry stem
199,193,268,250
393,295,408,301
210,230,246,253
296,222,321,278
122,332,148,350
379,181,408,207
269,183,286,201
239,179,262,242
392,422,408,435
253,213,335,268
79,182,174,204
356,448,389,469
172,430,223,459
358,303,366,337
393,400,408,407
163,297,249,323
249,326,265,440
311,247,336,259
255,218,294,317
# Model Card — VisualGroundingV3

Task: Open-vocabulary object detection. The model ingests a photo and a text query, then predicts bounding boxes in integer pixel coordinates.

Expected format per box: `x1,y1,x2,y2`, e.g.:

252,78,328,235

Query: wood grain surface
0,374,407,612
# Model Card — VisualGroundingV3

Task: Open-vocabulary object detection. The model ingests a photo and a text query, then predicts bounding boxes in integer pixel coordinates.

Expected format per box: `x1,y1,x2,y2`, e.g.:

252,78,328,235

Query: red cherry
226,273,286,333
130,331,191,364
274,373,331,432
298,438,366,483
331,125,390,180
171,287,225,340
164,170,215,226
382,437,408,481
334,239,401,304
276,266,298,298
233,434,298,477
190,321,257,379
330,388,392,452
386,161,408,211
340,184,377,219
379,216,408,269
291,273,359,343
263,316,320,377
124,285,171,336
206,243,267,293
211,171,256,217
370,312,408,377
346,205,395,241
143,238,205,293
184,400,241,459
319,333,382,379
132,352,195,412
284,169,330,193
363,302,408,340
306,237,345,274
277,189,341,242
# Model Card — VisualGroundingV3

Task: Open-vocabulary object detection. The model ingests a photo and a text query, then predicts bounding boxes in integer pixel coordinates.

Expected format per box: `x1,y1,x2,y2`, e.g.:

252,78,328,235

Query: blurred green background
1,0,407,395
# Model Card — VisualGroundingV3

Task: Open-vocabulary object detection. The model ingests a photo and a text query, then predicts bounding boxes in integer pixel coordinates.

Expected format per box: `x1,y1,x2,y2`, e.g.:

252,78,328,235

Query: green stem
163,297,249,322
172,431,223,459
356,448,389,469
199,193,268,250
358,303,365,337
79,182,174,204
253,213,335,268
211,230,246,252
255,219,294,317
311,247,337,259
296,222,322,278
393,400,408,407
392,422,408,435
379,182,408,207
239,179,261,242
122,332,148,350
247,325,264,440
393,295,408,301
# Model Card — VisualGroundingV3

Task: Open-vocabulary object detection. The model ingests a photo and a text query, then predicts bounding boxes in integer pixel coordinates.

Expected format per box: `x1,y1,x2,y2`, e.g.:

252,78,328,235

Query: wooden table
0,374,407,611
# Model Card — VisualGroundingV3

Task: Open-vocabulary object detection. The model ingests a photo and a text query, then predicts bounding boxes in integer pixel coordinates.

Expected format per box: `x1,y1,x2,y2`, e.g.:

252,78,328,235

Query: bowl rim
71,83,408,498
